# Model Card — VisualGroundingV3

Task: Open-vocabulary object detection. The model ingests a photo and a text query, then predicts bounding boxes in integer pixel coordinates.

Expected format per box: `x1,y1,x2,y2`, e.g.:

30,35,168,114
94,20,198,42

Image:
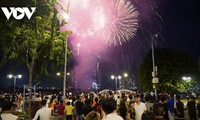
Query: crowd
1,91,200,120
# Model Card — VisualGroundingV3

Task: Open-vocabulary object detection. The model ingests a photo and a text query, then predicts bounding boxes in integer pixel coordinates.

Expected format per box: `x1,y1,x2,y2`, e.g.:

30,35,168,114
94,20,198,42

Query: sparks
56,0,139,45
97,0,139,45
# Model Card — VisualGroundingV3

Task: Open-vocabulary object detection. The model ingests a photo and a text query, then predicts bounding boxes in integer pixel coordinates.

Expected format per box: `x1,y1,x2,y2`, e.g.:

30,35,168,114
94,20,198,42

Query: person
167,93,175,120
197,96,200,119
101,98,123,120
12,104,18,112
75,95,84,120
116,96,121,106
160,95,169,120
48,96,57,115
34,94,42,102
153,103,165,120
93,97,101,113
82,99,94,118
31,101,41,119
17,94,22,109
134,94,147,120
85,111,101,120
32,100,52,120
141,111,156,120
174,94,184,120
118,100,127,119
0,101,21,120
145,95,153,112
65,101,74,120
187,95,197,120
57,100,65,120
126,101,136,120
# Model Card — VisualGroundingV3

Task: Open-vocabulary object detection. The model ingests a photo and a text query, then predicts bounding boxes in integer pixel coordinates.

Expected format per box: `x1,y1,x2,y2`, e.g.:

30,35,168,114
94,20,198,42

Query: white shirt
32,107,52,120
134,102,147,120
117,98,120,105
102,112,123,120
1,113,18,120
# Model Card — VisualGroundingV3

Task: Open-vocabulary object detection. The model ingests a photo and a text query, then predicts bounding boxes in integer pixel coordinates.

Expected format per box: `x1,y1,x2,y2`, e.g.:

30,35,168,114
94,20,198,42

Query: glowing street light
111,75,115,80
7,74,22,94
182,77,191,81
56,72,61,76
124,73,128,77
111,75,121,90
62,13,70,22
77,43,81,47
67,72,70,76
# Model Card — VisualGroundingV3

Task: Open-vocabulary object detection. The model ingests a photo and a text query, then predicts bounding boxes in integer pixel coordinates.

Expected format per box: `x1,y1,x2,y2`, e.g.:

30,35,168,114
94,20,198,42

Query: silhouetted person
142,111,156,120
187,95,196,120
1,101,21,120
32,100,51,120
160,95,169,120
85,111,101,120
153,103,165,120
82,99,94,118
101,98,123,120
118,100,127,119
174,95,184,120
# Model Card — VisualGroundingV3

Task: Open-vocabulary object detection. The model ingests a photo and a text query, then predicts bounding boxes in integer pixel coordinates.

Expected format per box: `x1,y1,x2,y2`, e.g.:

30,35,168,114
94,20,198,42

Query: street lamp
67,72,70,76
7,74,22,94
56,72,61,76
63,0,71,99
111,75,121,90
62,13,70,22
151,34,159,99
182,77,191,81
124,73,128,78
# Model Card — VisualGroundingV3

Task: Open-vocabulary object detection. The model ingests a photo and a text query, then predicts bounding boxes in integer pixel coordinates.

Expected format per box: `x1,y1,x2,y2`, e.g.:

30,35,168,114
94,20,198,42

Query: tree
0,0,72,117
138,48,200,92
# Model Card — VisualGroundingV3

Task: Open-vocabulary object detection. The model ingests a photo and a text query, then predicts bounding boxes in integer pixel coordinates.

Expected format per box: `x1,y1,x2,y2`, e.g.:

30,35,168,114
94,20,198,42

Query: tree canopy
0,0,72,82
139,48,200,92
0,0,72,117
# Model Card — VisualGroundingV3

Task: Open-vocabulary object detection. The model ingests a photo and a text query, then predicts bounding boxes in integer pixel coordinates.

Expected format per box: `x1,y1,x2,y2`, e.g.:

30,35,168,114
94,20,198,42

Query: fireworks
97,0,139,45
56,0,139,46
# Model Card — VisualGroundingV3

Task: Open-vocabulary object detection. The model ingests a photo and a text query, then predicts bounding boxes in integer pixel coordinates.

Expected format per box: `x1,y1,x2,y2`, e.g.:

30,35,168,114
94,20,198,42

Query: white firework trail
97,0,139,46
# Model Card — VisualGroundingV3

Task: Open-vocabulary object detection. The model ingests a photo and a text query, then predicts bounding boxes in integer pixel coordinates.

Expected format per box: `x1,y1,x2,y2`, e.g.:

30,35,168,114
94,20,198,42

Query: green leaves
0,0,72,84
138,48,200,92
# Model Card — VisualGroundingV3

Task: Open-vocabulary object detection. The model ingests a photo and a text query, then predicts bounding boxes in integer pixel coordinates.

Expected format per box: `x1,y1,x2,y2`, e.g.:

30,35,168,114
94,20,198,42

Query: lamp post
8,74,22,94
63,0,71,99
111,75,121,91
151,34,159,99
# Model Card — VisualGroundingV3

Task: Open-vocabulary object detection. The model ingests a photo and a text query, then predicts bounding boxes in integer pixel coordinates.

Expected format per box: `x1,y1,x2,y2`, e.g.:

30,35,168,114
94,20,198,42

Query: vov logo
1,7,36,20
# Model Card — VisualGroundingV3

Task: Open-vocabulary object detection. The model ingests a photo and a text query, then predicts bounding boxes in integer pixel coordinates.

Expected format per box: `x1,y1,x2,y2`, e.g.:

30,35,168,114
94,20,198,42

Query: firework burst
97,0,139,46
56,0,139,46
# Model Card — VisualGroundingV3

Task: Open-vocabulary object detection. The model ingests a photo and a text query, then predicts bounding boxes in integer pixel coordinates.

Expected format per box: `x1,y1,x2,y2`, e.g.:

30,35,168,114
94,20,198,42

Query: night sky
0,0,200,88
160,0,200,57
